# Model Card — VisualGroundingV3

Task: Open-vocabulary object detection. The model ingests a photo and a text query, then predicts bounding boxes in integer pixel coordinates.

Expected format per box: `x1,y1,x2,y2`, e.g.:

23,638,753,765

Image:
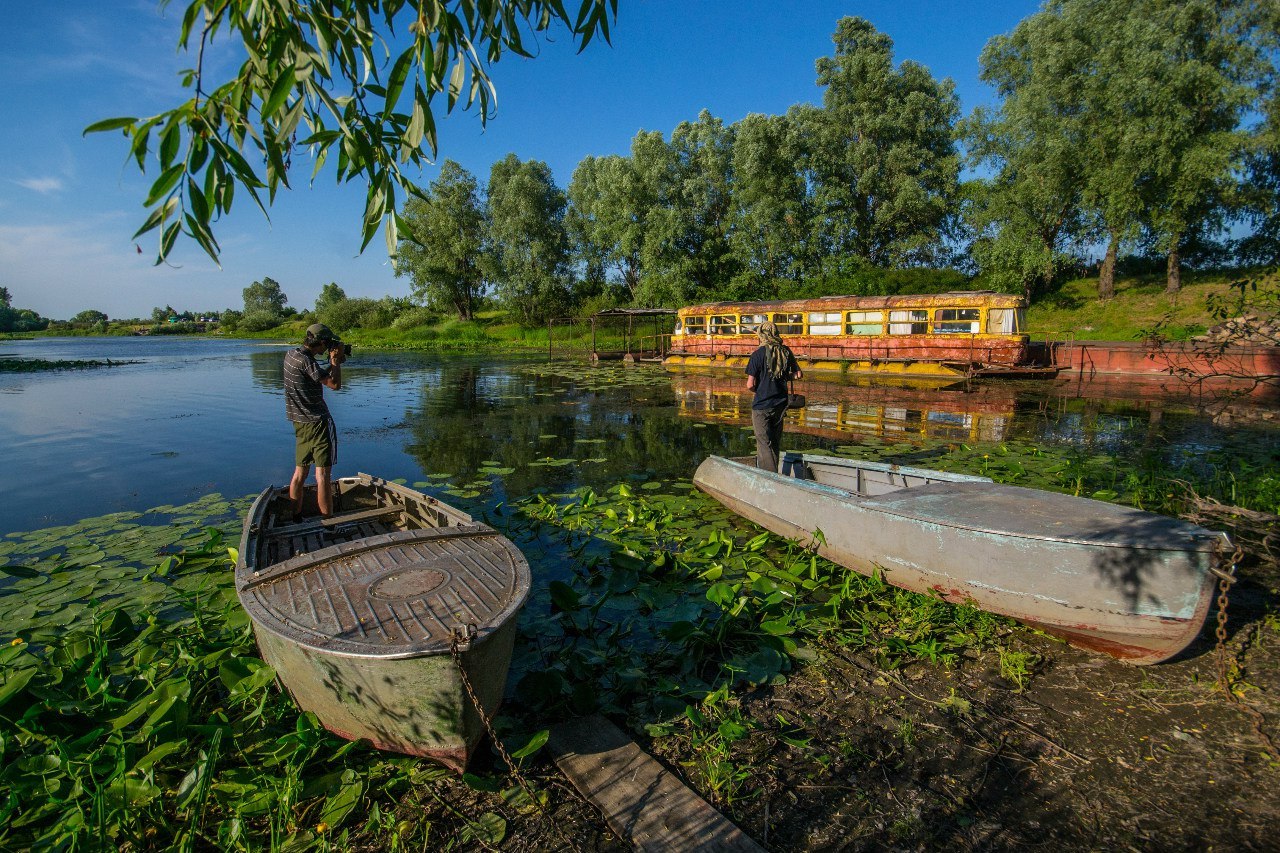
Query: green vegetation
1026,270,1274,341
0,357,136,373
87,3,1278,307
2,407,1276,846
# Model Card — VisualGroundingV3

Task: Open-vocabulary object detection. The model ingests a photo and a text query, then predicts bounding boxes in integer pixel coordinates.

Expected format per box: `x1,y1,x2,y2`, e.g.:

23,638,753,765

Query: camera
340,343,352,357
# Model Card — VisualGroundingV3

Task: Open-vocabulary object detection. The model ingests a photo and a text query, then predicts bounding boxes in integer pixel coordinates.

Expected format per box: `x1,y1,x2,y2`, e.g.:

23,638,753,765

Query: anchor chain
1210,542,1279,762
450,625,583,851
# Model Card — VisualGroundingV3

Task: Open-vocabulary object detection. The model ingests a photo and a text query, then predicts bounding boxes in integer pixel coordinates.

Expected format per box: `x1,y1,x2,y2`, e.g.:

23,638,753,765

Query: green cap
306,323,339,343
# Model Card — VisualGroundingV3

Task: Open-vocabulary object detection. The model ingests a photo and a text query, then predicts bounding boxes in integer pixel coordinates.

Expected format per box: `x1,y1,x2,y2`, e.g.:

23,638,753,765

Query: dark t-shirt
745,346,799,411
284,347,331,423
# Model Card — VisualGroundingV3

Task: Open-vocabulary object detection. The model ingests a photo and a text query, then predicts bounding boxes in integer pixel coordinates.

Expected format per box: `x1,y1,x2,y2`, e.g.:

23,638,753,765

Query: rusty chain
1210,541,1279,762
450,625,584,852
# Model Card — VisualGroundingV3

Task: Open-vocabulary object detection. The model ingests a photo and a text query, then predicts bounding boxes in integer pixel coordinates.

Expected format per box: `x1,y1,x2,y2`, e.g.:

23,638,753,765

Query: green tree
728,111,813,295
241,277,288,331
315,282,347,316
0,287,10,307
151,305,177,323
632,112,737,306
484,154,572,324
85,1,616,265
1124,0,1268,294
566,154,650,301
961,8,1091,298
1238,88,1280,265
71,310,109,325
808,17,961,268
396,160,485,321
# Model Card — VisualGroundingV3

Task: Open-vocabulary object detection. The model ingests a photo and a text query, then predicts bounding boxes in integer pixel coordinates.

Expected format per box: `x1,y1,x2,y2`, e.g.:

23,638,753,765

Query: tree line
397,5,1278,323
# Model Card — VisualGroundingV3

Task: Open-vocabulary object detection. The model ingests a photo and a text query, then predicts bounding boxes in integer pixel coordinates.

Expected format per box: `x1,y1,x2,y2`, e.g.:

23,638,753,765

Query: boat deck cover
238,527,531,658
863,482,1221,551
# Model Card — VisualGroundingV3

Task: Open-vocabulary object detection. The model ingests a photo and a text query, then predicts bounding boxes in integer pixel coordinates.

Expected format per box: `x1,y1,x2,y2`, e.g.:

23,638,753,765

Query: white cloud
15,177,65,194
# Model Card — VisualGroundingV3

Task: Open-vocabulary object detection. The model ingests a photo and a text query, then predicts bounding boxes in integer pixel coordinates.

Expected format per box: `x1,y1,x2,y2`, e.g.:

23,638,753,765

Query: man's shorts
294,417,337,468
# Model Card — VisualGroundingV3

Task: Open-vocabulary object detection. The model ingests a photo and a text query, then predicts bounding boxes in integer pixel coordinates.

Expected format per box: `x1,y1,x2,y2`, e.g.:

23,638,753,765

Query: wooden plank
321,505,403,527
547,716,764,853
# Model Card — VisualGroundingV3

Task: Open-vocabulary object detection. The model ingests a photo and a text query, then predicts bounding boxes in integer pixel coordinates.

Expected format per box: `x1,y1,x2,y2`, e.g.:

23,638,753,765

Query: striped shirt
284,347,330,423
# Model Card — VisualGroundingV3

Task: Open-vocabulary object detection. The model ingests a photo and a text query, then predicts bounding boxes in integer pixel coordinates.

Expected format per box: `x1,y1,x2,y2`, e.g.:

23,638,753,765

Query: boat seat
320,505,405,527
269,504,404,536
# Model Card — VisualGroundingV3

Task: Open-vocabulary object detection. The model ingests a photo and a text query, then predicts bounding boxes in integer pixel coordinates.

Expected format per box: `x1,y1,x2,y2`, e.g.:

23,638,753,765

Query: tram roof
677,291,1025,314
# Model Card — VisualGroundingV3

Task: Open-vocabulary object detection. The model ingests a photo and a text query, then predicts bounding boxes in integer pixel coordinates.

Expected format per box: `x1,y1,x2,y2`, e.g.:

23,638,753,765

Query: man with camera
284,323,349,520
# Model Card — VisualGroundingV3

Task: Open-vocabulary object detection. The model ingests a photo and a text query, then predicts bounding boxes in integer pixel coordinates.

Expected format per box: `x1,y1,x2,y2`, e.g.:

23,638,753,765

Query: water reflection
0,337,1275,533
399,362,753,502
672,374,1017,444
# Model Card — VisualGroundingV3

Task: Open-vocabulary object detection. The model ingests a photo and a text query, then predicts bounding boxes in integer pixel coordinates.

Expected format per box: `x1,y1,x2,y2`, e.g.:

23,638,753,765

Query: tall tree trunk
1098,231,1118,301
1166,242,1182,295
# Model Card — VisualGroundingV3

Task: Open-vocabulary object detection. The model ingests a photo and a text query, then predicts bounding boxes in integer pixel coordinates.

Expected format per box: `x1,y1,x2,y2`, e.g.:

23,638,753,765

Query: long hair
757,321,791,380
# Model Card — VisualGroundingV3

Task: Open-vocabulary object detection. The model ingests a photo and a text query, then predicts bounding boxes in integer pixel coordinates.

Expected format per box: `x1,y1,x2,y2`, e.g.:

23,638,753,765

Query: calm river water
1,336,1276,533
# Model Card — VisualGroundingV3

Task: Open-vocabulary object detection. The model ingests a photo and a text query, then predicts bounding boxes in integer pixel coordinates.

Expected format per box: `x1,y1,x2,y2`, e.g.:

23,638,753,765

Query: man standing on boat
284,323,346,520
746,321,802,472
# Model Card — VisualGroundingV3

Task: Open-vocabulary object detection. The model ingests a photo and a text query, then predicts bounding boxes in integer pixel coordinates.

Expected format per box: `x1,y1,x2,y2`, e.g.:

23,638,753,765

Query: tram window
933,308,980,334
683,316,707,334
845,310,884,335
741,313,769,332
985,308,1022,334
772,313,804,335
808,311,842,335
710,315,739,335
888,309,928,335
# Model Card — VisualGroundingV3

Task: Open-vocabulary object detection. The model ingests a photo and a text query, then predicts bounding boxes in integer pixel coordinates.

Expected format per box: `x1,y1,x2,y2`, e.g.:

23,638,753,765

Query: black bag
787,380,805,409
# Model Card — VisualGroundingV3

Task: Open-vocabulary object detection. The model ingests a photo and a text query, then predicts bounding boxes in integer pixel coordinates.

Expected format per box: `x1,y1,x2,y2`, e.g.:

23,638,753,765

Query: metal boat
693,453,1232,663
236,473,530,771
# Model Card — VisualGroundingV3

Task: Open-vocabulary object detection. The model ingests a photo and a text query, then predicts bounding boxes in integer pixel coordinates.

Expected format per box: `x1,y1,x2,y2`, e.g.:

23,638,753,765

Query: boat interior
246,474,474,569
775,452,992,498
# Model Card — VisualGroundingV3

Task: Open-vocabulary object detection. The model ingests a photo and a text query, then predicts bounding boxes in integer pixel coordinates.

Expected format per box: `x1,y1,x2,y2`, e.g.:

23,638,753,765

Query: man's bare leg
315,465,334,517
290,465,310,518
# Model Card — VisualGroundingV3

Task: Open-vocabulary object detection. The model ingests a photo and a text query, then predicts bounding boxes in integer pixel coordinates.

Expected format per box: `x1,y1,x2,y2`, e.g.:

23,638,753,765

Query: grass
1026,268,1274,342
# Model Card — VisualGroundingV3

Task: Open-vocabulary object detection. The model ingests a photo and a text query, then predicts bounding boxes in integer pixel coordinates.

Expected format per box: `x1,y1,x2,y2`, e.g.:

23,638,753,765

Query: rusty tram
662,292,1048,379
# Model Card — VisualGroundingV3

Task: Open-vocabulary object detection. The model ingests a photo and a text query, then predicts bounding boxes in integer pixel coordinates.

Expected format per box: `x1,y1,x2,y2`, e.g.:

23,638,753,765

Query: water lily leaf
461,812,507,845
0,666,36,709
548,581,581,613
509,729,549,759
319,774,363,828
103,777,162,808
461,773,502,793
0,564,39,579
133,739,188,774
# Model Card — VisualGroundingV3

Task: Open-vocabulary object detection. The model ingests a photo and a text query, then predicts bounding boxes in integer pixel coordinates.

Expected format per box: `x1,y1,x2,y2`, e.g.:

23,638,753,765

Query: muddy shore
391,555,1279,852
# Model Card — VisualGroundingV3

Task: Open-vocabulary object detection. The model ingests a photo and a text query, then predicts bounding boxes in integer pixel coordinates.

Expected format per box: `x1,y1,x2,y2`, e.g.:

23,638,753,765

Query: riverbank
1,450,1277,850
17,266,1275,352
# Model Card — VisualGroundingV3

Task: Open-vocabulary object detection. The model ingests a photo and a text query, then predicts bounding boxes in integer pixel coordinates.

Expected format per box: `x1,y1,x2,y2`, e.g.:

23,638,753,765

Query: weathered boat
235,473,531,771
693,453,1233,664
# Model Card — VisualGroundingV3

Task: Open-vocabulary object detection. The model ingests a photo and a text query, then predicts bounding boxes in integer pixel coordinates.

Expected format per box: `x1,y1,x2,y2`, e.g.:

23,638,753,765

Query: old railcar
663,292,1046,378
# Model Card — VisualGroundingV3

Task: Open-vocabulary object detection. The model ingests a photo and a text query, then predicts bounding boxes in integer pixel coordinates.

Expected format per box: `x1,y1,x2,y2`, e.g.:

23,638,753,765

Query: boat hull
694,455,1225,664
236,474,530,770
254,618,516,773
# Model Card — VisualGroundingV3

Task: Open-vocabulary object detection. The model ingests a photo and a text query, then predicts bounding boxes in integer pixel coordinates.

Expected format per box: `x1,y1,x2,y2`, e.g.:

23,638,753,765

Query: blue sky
2,0,1042,320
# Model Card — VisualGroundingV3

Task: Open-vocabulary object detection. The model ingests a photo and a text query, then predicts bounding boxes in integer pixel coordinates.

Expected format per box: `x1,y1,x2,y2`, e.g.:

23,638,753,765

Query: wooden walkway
548,715,765,852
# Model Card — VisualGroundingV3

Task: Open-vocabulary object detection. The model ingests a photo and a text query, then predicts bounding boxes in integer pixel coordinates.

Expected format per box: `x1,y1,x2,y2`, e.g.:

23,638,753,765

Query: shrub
391,307,437,330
